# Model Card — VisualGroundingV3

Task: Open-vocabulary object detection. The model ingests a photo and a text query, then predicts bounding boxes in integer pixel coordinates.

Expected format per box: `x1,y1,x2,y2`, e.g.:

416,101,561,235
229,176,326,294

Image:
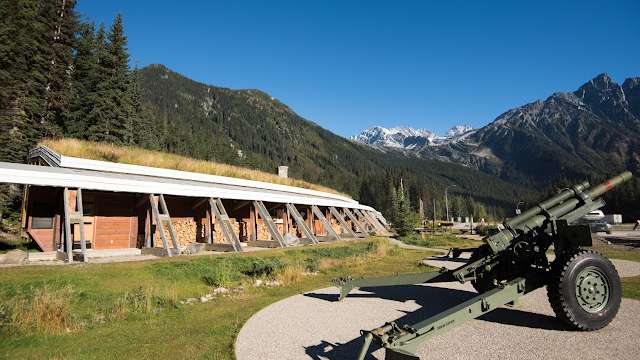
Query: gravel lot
236,257,640,360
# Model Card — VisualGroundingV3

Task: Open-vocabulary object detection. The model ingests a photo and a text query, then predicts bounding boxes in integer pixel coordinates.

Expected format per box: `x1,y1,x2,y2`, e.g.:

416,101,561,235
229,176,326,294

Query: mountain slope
137,64,536,217
354,74,640,187
465,74,640,184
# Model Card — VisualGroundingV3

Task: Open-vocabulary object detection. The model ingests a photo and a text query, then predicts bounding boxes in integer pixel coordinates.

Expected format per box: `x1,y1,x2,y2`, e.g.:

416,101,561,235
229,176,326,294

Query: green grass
0,238,434,359
397,232,483,249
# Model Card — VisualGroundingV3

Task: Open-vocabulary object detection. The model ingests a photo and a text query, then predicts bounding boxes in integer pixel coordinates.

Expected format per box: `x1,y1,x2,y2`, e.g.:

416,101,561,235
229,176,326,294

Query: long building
0,146,390,262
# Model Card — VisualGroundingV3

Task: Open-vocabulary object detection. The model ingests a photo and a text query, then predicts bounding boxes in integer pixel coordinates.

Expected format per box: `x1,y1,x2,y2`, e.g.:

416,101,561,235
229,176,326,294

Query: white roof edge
0,162,376,212
59,155,357,204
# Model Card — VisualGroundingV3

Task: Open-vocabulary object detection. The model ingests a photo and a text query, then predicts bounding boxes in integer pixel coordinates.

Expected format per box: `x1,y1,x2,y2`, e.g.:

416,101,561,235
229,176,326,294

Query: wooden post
329,206,359,238
344,208,368,236
285,203,319,244
144,204,151,248
62,188,73,263
282,206,291,235
149,194,171,256
250,205,256,241
311,205,340,241
158,195,181,253
253,201,286,247
76,189,87,261
205,202,212,244
306,207,314,234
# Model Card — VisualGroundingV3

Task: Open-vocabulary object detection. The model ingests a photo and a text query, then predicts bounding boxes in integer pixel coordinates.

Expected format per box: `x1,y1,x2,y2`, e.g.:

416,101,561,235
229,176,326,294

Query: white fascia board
0,162,374,211
59,156,357,204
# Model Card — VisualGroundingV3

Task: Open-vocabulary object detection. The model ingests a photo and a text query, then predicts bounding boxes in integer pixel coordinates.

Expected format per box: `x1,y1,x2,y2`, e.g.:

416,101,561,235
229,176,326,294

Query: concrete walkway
387,238,448,253
235,257,640,360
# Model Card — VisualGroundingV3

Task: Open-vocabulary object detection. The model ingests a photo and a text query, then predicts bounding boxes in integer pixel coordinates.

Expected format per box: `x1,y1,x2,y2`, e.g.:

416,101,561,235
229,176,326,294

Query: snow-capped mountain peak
351,124,474,149
446,125,473,138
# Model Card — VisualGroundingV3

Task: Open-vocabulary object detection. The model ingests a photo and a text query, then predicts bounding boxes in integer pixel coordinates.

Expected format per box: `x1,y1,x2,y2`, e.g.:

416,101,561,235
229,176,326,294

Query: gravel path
235,257,640,360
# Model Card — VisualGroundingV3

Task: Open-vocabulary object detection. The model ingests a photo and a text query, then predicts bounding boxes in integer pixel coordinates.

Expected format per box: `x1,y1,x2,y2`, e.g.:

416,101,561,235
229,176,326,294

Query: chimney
278,166,288,179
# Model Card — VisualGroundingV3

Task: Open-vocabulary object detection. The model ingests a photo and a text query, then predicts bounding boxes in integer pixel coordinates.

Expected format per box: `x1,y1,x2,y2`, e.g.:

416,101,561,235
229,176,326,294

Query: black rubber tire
469,245,496,293
547,249,621,331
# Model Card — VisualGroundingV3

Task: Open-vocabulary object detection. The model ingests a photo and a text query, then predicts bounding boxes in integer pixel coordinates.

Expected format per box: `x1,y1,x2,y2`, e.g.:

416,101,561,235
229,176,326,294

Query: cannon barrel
586,171,632,198
487,171,633,252
505,180,590,229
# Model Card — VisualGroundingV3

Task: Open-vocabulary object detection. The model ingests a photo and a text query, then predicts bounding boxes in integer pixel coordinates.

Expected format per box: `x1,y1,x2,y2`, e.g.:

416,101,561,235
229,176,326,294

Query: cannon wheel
469,245,496,293
547,249,621,330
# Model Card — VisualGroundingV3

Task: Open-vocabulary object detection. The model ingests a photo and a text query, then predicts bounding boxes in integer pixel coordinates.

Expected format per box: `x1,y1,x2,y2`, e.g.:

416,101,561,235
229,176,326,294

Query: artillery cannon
335,171,632,360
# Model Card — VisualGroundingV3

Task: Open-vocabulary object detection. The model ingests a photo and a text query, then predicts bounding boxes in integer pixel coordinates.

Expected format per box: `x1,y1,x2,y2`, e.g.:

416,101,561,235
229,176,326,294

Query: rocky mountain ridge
353,73,640,185
351,125,474,149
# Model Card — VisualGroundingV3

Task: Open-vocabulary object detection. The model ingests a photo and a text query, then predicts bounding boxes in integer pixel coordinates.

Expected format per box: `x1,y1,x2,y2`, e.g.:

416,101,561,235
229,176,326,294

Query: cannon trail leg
357,277,532,360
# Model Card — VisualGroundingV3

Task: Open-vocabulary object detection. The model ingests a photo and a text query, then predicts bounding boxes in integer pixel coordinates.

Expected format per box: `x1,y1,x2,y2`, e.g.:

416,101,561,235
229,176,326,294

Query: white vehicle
582,210,605,221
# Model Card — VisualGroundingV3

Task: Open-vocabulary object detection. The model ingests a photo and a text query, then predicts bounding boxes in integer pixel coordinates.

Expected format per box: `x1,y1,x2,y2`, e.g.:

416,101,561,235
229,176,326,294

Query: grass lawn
397,232,483,249
2,236,639,360
0,238,434,359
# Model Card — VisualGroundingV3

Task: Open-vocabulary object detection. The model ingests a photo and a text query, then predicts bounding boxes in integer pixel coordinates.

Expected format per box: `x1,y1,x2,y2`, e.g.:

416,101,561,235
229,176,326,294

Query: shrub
9,285,75,334
276,263,306,285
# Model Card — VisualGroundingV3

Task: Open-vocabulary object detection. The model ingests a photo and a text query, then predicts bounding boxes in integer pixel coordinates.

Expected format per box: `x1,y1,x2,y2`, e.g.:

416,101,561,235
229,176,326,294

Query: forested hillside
136,64,537,219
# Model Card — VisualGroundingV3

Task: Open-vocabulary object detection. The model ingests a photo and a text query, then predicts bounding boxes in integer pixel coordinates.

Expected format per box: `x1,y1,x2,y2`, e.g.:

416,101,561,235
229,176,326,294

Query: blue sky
77,0,639,138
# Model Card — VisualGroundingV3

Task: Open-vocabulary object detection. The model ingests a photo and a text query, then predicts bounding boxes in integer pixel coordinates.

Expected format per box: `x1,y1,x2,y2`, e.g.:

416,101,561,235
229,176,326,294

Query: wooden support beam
158,195,182,253
209,198,243,252
62,188,73,263
149,194,171,256
286,203,319,244
253,200,286,247
311,205,340,241
249,204,257,241
76,189,87,261
306,207,313,229
353,208,376,234
373,212,391,231
205,200,213,244
329,206,359,238
144,206,151,248
362,211,389,235
361,210,388,235
343,208,370,236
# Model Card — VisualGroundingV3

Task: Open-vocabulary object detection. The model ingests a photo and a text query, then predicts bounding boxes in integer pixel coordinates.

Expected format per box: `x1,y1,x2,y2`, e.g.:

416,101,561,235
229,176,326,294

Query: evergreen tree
38,0,77,137
86,15,133,143
391,179,417,236
0,0,46,163
67,21,98,136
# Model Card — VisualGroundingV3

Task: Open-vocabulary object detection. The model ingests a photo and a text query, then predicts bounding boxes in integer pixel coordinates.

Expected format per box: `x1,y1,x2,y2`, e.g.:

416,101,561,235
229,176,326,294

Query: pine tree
391,179,417,236
0,0,46,163
67,21,98,136
86,15,133,143
38,0,77,137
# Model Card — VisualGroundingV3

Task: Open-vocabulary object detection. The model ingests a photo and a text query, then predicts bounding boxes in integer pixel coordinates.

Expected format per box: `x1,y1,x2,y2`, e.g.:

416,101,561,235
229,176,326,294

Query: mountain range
352,74,640,187
351,125,474,149
137,66,640,219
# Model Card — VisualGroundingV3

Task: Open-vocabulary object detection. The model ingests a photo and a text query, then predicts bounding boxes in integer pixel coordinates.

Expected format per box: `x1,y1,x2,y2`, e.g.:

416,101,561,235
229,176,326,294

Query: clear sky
77,0,639,138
